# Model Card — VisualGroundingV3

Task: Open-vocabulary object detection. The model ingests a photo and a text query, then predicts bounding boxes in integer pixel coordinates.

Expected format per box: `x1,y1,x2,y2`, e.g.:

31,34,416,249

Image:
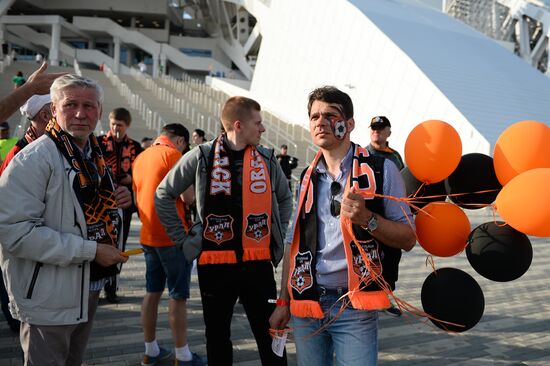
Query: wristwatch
362,213,378,233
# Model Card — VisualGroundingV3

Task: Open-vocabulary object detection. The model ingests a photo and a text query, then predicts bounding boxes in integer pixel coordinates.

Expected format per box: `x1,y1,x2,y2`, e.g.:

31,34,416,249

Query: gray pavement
2,209,550,365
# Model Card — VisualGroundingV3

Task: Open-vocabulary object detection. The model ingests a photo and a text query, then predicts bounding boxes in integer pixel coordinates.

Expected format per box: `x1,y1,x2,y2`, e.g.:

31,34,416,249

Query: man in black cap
367,116,404,171
367,116,405,317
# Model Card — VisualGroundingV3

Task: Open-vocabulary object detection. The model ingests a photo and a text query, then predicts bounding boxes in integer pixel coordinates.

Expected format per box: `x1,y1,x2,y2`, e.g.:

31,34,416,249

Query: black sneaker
105,291,120,304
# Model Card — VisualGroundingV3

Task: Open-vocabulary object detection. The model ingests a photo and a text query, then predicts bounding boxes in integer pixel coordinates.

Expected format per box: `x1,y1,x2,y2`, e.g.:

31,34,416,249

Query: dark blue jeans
293,286,379,366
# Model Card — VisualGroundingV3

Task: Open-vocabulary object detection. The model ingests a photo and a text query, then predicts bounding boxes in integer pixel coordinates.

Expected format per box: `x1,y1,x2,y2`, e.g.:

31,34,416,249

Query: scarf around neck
288,143,390,318
200,135,272,265
46,118,121,281
101,130,137,179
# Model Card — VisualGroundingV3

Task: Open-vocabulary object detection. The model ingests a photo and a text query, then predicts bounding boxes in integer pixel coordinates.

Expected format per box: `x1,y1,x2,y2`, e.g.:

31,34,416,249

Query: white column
113,36,121,74
126,47,133,66
0,23,5,59
50,22,61,66
152,54,159,78
160,52,167,76
516,16,531,62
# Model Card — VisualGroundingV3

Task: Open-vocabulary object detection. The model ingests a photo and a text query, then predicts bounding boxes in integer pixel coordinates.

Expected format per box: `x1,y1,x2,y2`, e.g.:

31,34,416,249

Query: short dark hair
162,123,189,143
221,96,261,132
193,128,205,138
280,144,288,149
109,107,132,125
307,86,353,120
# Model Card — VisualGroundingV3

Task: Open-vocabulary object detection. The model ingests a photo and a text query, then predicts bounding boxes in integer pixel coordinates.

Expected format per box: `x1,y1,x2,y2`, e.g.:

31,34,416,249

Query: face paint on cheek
330,118,347,140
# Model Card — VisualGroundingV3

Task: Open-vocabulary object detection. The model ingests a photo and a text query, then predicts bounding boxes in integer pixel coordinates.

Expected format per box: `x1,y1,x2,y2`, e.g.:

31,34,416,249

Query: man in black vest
270,86,415,366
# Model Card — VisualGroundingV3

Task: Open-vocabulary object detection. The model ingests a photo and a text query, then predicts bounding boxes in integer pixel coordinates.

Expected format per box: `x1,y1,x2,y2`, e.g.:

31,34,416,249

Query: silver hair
50,74,103,105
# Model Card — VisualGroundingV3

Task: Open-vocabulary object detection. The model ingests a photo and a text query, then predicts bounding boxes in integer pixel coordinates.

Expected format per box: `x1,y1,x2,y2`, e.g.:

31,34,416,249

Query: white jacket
0,135,99,325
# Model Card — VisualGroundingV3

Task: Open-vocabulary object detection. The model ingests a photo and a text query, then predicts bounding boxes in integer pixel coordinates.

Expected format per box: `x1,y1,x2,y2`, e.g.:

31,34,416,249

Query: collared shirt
286,145,414,288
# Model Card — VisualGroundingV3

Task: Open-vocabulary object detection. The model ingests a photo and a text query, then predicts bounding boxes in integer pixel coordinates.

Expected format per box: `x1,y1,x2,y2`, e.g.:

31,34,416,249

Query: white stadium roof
249,0,550,154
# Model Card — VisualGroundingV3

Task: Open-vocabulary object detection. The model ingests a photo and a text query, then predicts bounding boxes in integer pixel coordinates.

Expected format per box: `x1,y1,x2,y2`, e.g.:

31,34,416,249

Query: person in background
138,61,147,73
269,86,415,366
366,116,404,171
0,73,131,365
155,96,292,365
133,123,202,366
35,53,43,64
12,71,26,89
0,94,52,334
366,115,406,317
276,144,298,191
0,65,65,335
98,107,143,303
192,128,207,146
0,94,51,174
141,136,153,149
0,122,17,164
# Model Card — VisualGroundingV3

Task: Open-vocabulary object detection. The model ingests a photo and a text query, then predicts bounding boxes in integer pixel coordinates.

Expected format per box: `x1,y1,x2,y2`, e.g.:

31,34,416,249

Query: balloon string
425,255,437,273
412,181,426,198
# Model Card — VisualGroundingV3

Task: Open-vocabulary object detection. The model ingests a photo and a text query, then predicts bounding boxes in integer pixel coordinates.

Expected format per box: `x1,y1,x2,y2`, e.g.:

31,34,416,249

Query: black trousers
198,261,287,366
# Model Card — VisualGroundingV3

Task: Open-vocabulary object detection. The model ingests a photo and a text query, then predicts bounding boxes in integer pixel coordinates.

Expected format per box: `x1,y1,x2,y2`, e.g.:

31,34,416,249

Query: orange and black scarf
288,144,393,318
200,135,272,265
101,131,138,180
15,125,39,150
46,119,121,281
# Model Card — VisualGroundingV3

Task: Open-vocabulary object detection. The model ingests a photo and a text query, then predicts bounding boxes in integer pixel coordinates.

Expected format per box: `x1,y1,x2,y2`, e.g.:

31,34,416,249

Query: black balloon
445,153,502,209
401,167,446,213
421,267,484,332
466,222,532,282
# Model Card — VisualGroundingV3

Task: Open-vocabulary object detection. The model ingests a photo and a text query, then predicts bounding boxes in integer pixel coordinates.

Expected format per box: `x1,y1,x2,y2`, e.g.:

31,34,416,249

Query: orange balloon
495,168,550,237
404,120,462,184
493,120,550,185
416,202,471,257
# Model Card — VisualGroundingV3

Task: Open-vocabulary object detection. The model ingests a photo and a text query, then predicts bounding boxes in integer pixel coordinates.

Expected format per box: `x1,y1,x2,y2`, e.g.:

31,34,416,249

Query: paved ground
2,209,550,365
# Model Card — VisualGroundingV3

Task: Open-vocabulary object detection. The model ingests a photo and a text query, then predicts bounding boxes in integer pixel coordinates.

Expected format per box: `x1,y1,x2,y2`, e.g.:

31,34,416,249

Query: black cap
370,116,391,129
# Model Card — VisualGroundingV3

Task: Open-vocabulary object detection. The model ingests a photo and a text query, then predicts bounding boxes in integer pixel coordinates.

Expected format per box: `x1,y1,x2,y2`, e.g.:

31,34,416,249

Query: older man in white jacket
0,74,131,366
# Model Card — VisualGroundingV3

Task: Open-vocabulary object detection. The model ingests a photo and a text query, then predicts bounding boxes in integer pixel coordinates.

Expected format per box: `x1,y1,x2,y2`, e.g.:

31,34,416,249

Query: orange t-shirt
132,144,185,247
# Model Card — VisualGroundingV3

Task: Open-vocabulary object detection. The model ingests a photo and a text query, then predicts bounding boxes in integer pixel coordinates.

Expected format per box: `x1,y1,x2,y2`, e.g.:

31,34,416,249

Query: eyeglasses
330,181,341,217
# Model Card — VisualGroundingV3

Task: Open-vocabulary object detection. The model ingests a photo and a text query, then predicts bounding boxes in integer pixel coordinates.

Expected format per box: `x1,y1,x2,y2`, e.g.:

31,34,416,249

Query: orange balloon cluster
496,168,550,237
493,120,550,185
415,202,471,257
404,120,462,184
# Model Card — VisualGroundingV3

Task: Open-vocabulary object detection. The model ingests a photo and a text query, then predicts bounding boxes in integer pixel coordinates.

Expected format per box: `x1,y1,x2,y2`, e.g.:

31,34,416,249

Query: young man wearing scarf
155,96,292,365
269,86,416,366
0,74,131,365
98,107,143,303
133,123,202,365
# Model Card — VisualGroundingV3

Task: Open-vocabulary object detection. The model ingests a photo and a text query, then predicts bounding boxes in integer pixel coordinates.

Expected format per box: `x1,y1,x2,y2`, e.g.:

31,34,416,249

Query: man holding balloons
270,86,416,366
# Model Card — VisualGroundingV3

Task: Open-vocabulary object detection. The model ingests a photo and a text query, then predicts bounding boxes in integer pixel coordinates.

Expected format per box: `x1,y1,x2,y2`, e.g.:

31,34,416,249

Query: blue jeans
142,244,192,299
292,286,378,366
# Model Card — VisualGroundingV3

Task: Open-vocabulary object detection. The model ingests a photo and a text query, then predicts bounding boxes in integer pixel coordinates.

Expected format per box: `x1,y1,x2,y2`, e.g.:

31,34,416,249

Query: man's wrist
276,298,290,307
